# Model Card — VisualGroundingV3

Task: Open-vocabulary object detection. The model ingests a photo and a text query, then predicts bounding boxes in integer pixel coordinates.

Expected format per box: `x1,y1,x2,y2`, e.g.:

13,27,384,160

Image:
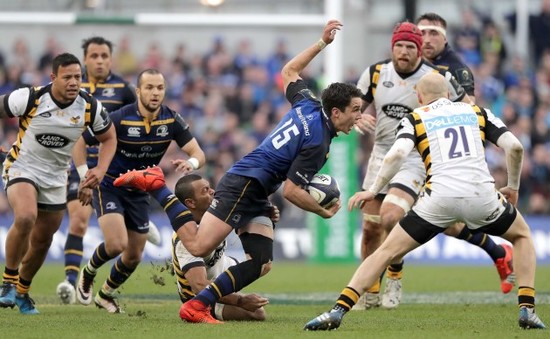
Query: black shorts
400,199,517,244
208,173,273,230
92,184,151,234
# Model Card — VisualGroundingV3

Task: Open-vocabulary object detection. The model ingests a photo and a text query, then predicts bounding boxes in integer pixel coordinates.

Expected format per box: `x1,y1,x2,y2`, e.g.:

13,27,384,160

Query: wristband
187,157,200,170
316,39,327,50
76,164,89,180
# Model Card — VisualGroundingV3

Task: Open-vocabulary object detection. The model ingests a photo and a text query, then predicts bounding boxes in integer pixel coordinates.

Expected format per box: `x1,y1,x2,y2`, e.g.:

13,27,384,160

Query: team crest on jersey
70,116,81,125
156,125,169,137
35,134,69,148
456,68,471,82
127,127,141,137
101,87,116,97
382,104,413,119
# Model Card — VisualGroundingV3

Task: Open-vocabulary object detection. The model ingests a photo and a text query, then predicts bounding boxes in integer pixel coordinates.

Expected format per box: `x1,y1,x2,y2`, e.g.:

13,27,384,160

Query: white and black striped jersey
2,85,111,187
357,59,466,151
397,98,508,196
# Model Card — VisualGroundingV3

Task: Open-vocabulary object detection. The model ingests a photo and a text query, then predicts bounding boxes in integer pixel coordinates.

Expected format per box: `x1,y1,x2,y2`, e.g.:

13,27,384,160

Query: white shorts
413,189,508,230
362,145,426,197
3,164,67,207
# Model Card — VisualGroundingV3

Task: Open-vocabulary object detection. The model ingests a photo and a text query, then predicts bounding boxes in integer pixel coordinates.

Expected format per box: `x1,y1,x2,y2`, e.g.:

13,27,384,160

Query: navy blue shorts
66,167,80,202
92,184,151,234
208,173,273,230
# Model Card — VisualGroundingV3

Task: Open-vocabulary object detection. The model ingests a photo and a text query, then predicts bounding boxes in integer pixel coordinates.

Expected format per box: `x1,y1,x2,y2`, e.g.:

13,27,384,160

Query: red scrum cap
391,22,422,56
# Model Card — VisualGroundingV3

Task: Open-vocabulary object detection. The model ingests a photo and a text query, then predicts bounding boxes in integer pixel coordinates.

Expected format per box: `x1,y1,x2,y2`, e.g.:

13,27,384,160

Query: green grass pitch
1,262,549,338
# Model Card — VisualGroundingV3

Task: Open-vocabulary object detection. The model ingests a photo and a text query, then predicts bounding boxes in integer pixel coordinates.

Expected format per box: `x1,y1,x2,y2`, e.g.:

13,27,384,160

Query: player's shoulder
439,45,468,67
110,102,135,117
418,59,443,73
161,104,178,116
372,58,392,71
105,72,132,85
77,88,96,102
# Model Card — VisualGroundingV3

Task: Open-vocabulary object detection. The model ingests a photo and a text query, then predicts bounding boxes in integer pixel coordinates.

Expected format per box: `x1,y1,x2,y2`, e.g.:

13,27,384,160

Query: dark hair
175,174,203,206
416,12,447,29
320,82,362,116
81,36,113,56
136,68,163,87
52,53,81,75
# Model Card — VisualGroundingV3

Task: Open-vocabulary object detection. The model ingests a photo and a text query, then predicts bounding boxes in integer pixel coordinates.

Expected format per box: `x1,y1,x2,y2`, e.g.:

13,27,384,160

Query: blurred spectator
531,105,550,146
141,42,165,70
452,9,481,55
479,20,507,73
507,0,550,67
455,33,482,68
38,36,62,72
266,38,290,85
535,50,550,105
502,55,535,89
202,36,232,77
113,35,139,76
233,39,260,80
475,62,504,107
172,43,192,74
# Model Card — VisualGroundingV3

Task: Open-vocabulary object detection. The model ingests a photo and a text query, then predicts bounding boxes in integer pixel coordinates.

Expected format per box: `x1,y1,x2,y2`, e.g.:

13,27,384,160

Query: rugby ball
307,174,340,208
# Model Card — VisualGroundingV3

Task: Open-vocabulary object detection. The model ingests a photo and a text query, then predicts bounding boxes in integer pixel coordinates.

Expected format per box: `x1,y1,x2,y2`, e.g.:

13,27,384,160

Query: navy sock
457,227,505,262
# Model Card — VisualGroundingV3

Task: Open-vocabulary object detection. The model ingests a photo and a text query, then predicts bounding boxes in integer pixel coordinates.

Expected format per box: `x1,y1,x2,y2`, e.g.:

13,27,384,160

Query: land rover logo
381,104,413,119
36,134,69,148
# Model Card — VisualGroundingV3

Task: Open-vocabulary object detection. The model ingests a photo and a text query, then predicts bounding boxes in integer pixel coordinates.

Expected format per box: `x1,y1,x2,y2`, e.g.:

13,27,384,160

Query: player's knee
13,213,37,232
363,213,381,225
104,240,127,256
380,207,408,230
381,194,411,228
69,221,88,236
362,214,384,238
240,232,273,279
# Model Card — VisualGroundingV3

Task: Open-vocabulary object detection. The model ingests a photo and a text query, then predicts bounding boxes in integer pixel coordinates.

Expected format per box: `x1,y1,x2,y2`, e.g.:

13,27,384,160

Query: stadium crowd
0,8,549,216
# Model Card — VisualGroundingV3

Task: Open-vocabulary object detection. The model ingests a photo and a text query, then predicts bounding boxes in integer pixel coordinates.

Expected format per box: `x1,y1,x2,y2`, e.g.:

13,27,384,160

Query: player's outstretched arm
281,19,342,93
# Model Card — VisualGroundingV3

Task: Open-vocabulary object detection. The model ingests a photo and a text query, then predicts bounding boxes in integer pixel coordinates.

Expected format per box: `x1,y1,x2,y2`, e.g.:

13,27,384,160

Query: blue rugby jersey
431,44,475,96
228,80,337,194
82,72,136,168
84,103,193,187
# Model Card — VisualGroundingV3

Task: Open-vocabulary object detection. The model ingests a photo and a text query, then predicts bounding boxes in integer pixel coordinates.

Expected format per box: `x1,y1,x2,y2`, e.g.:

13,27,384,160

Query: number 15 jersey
228,80,336,194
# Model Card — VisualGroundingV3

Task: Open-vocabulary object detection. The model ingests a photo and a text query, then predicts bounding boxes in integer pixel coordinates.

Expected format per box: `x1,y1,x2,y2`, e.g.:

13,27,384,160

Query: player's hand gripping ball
307,174,340,208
